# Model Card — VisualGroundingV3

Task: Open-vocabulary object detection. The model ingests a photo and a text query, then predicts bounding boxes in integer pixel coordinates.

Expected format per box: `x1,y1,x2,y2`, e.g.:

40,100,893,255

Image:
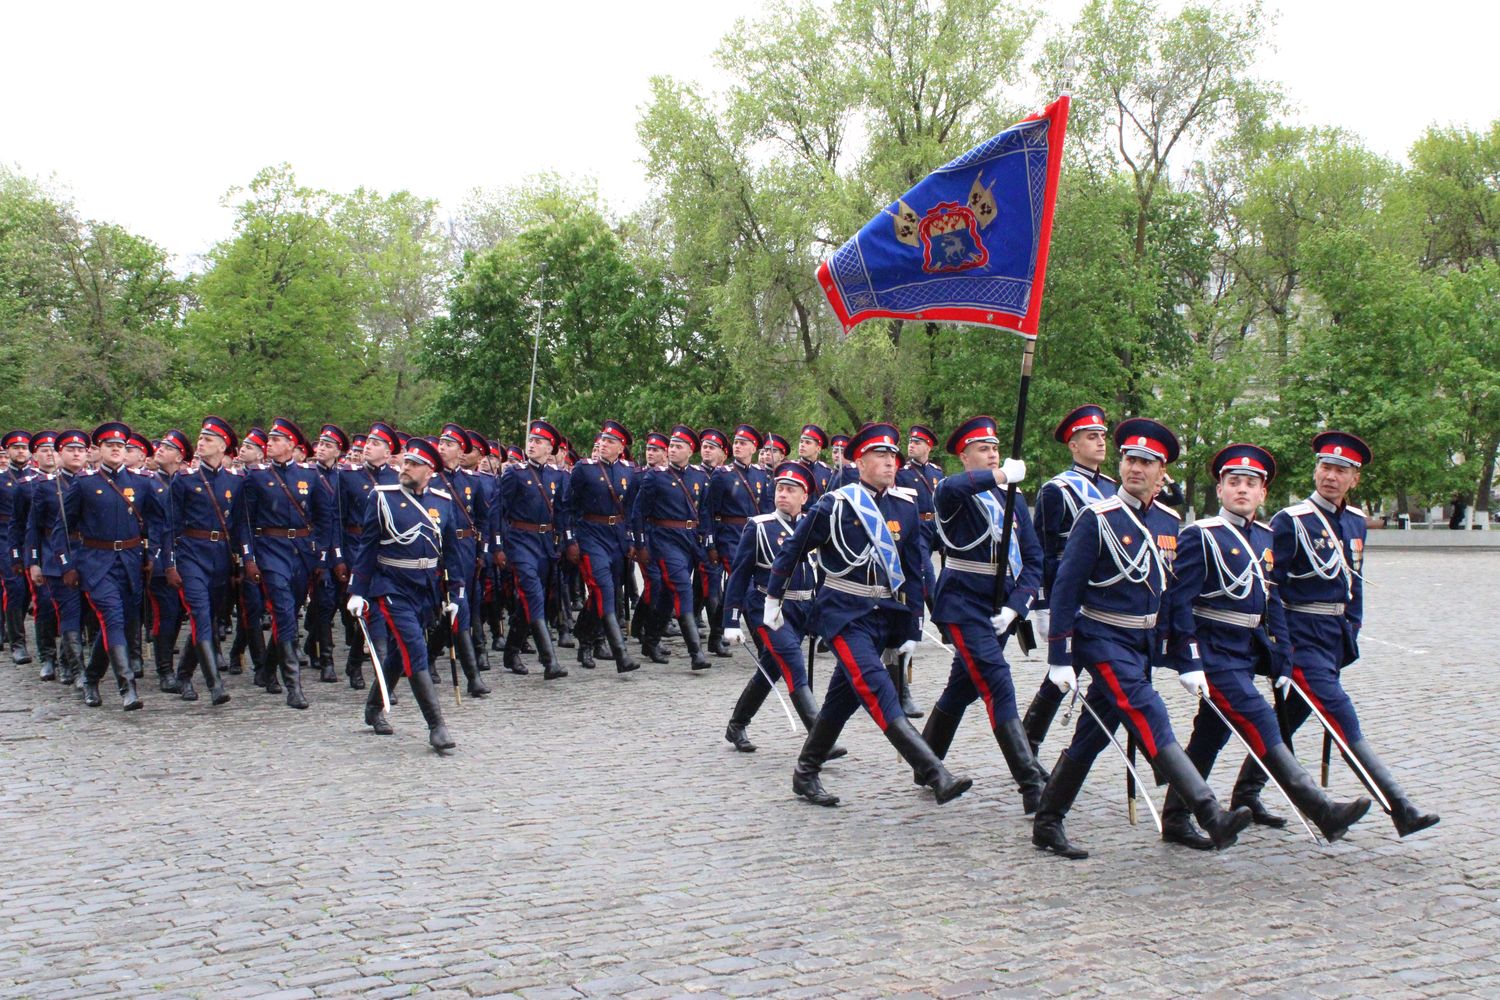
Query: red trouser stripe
657,559,681,616
378,597,413,678
832,634,888,731
86,593,110,649
580,554,605,617
756,625,796,690
946,623,997,728
178,588,197,644
1210,683,1266,757
511,567,533,624
1094,660,1158,758
1293,666,1347,743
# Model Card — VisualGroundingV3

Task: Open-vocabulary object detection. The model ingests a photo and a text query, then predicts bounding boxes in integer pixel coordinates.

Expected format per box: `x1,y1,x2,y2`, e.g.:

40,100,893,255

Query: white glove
724,627,743,645
442,601,460,621
1178,669,1209,698
991,607,1018,635
1273,674,1291,693
999,457,1027,486
897,639,918,658
764,597,785,631
346,595,369,619
1048,664,1077,694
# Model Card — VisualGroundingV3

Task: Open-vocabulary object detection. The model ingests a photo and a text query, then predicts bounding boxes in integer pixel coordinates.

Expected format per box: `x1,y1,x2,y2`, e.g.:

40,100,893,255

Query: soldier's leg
33,578,58,681
659,552,708,670
511,554,562,678
377,595,452,751
83,566,140,710
51,580,83,687
262,569,307,709
179,563,230,706
943,621,1046,812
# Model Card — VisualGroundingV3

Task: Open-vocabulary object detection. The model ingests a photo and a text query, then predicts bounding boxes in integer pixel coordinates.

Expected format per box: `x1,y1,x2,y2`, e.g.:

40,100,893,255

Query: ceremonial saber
447,605,462,707
805,634,816,694
1321,732,1332,788
1126,735,1138,826
1287,678,1391,813
1272,680,1293,751
356,614,390,714
1197,688,1321,845
756,656,799,732
1074,688,1162,833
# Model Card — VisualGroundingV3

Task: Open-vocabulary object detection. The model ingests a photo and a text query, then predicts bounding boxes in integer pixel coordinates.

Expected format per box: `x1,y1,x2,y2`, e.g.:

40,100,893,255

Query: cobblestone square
2,548,1494,998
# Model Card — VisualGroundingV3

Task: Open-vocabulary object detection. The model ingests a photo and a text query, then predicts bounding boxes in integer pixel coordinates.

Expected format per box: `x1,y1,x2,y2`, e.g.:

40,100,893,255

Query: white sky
4,0,1496,269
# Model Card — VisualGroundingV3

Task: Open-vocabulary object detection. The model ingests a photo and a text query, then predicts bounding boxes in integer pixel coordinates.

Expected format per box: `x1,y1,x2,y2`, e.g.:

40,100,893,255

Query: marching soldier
1228,432,1439,838
704,424,771,656
634,425,713,670
628,431,673,663
3,430,37,666
917,416,1049,814
51,422,171,710
26,430,90,689
336,421,401,689
1021,404,1117,756
1032,418,1251,859
346,436,461,751
240,418,335,709
302,424,348,684
767,423,970,807
229,427,270,683
164,417,245,706
893,423,945,717
146,429,191,693
10,432,55,679
429,423,491,697
1162,443,1371,846
721,460,846,755
565,420,640,674
499,419,570,679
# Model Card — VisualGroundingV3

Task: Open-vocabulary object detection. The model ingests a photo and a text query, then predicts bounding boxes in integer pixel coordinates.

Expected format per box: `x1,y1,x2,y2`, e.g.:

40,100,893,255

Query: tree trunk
1475,429,1499,530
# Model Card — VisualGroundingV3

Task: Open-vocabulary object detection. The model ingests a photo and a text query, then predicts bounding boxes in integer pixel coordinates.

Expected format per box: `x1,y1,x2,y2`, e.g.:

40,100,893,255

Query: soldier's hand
1273,673,1291,693
28,566,43,587
991,607,1018,636
1047,664,1076,694
63,568,80,589
1178,669,1209,699
636,547,651,567
763,596,784,631
166,566,184,590
626,546,637,562
563,542,581,566
706,547,718,568
334,562,349,584
243,559,261,584
999,457,1026,486
723,627,743,645
346,595,369,619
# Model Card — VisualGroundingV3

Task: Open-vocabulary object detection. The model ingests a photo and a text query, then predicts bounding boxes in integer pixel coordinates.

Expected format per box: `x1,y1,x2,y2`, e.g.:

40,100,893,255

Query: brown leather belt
919,512,935,522
582,513,624,525
254,527,311,539
650,518,698,530
714,516,748,526
83,536,142,551
455,528,478,540
508,520,552,533
182,528,229,542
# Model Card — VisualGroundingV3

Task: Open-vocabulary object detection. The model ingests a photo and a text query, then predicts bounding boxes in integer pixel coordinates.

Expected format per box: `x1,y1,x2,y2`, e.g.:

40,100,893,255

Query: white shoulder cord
934,495,994,554
825,495,875,579
1199,521,1262,601
1090,502,1166,589
1288,505,1353,598
376,486,441,556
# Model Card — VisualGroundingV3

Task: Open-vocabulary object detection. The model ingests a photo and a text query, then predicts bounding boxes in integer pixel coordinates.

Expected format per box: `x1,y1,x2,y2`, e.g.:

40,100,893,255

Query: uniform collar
1119,489,1151,512
1217,506,1249,528
100,462,124,478
6,461,26,474
857,480,885,499
526,459,545,472
1308,491,1344,514
1070,462,1100,481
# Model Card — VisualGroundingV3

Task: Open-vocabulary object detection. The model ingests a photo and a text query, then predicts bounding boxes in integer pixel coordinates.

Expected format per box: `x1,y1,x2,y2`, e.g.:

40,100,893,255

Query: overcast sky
4,0,1496,269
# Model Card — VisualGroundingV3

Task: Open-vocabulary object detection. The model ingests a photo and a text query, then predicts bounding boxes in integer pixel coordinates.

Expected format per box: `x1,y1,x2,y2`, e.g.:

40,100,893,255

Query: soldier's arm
1269,511,1296,589
349,491,382,600
721,521,757,631
766,496,832,600
1160,524,1207,673
1005,495,1044,619
314,472,336,565
1046,507,1100,666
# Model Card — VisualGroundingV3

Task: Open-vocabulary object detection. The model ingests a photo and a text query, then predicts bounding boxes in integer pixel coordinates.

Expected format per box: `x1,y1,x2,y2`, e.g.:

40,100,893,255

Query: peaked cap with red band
668,424,699,451
848,422,902,460
645,431,669,451
733,424,763,450
831,434,850,450
243,426,268,451
366,422,398,450
800,424,828,448
1054,403,1109,443
319,423,349,454
946,415,1000,456
57,429,90,450
160,429,193,460
126,432,153,457
92,422,131,447
30,430,58,450
403,437,441,469
908,424,938,447
1113,417,1179,464
439,422,472,454
699,427,728,451
200,416,238,453
1212,443,1276,482
772,460,813,491
764,433,790,455
268,417,311,455
1312,430,1371,468
598,421,633,452
2,430,32,450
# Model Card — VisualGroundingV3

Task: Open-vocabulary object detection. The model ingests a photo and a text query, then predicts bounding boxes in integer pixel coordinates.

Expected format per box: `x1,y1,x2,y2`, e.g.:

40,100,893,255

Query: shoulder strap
97,471,146,533
266,465,314,531
197,468,234,539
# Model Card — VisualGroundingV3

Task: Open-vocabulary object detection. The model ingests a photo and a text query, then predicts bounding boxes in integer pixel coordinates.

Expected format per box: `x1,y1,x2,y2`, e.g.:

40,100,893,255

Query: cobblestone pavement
2,549,1495,999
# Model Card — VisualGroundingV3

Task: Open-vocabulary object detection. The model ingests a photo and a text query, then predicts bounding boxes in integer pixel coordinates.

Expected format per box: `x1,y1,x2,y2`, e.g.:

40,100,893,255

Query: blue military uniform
566,420,639,673
768,423,969,807
51,423,171,710
429,423,494,696
1033,418,1254,860
1229,431,1438,838
335,423,401,688
795,424,835,499
348,436,461,750
720,461,838,752
704,424,771,656
25,431,91,686
633,425,713,670
920,416,1047,812
240,418,335,709
302,424,348,684
896,424,944,612
3,432,38,665
498,420,571,678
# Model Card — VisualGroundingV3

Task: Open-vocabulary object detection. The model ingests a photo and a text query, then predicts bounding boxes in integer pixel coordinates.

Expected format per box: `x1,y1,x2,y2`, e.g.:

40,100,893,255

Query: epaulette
887,486,917,502
1192,516,1224,530
1157,504,1183,521
1098,471,1118,483
374,484,401,492
429,488,452,501
1281,502,1313,517
1346,504,1367,518
1255,520,1272,531
750,512,779,524
1089,496,1123,513
580,457,598,466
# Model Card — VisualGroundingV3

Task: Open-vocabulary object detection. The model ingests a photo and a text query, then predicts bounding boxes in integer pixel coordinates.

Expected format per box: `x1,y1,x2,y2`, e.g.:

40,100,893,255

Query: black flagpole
992,338,1036,614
